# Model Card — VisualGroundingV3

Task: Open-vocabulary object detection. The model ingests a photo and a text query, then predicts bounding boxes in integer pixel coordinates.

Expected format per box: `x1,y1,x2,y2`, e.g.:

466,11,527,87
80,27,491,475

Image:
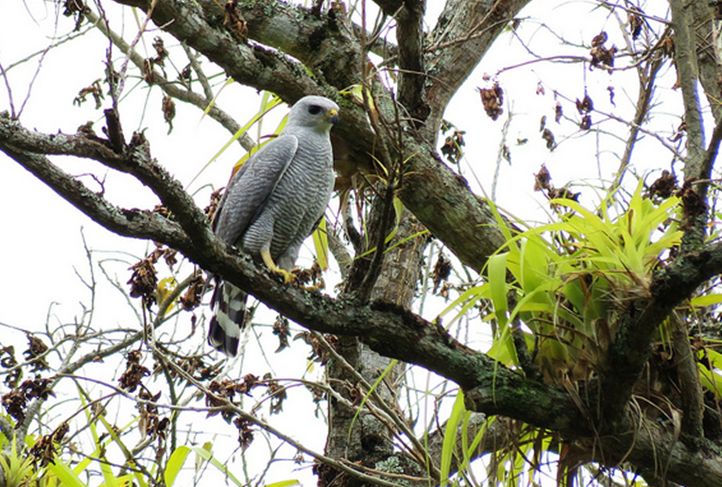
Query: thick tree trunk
322,211,426,486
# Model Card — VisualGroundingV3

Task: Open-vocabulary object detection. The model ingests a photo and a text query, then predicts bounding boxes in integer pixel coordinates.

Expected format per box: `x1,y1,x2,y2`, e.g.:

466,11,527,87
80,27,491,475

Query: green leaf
488,252,509,327
691,294,722,308
201,77,235,119
190,445,244,486
698,363,722,398
312,217,329,270
77,389,116,486
164,446,192,487
437,284,489,322
440,392,466,486
112,475,135,487
186,93,283,189
348,360,398,443
48,457,86,487
76,386,147,487
486,325,518,366
519,237,548,293
701,349,722,369
265,481,301,487
463,416,492,466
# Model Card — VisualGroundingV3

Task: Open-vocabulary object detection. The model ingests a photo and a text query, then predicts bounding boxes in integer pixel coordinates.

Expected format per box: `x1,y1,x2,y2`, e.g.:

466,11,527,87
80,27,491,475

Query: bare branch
425,0,532,132
0,114,211,247
703,115,722,181
610,54,664,192
669,0,706,181
395,1,429,122
0,145,188,247
84,8,255,150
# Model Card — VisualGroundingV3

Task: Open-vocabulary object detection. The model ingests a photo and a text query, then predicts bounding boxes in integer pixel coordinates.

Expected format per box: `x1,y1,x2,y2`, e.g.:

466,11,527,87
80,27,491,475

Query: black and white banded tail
208,280,248,356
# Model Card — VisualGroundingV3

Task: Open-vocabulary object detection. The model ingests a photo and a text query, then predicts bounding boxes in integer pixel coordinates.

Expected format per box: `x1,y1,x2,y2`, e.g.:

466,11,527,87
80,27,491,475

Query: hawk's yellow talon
261,249,296,284
278,268,296,284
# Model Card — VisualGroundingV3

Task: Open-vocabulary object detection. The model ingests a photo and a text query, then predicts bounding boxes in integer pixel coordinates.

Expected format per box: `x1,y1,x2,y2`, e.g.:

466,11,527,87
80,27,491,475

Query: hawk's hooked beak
326,108,339,125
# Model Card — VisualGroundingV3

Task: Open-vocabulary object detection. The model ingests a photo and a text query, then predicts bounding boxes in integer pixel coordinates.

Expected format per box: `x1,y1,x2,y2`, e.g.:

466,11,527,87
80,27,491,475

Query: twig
84,8,255,150
395,0,428,122
491,110,512,201
113,0,160,105
702,114,722,183
326,223,353,279
149,343,410,487
609,53,664,193
180,42,214,102
341,197,363,254
553,90,684,159
313,332,440,477
355,180,396,303
0,62,16,118
669,0,706,180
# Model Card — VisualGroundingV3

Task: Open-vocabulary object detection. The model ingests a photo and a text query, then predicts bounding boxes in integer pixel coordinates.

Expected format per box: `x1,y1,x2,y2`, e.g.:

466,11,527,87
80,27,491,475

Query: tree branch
599,240,722,426
610,53,663,192
395,1,429,123
373,0,404,15
669,0,707,189
0,116,579,434
425,0,531,133
687,1,721,123
84,8,255,150
107,0,511,273
671,312,704,446
0,147,188,248
111,0,324,103
240,0,361,90
0,114,212,248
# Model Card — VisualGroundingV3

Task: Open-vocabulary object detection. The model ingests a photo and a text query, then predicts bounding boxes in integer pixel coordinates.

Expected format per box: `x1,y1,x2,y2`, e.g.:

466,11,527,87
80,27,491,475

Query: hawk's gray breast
208,95,339,356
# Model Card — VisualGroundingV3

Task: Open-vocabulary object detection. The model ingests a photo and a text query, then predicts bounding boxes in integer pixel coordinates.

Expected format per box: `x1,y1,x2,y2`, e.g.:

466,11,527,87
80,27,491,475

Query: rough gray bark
685,0,722,123
323,207,428,485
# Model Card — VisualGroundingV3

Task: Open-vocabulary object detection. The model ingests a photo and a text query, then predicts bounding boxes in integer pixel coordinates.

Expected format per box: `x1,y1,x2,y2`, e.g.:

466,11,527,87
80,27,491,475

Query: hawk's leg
261,248,296,284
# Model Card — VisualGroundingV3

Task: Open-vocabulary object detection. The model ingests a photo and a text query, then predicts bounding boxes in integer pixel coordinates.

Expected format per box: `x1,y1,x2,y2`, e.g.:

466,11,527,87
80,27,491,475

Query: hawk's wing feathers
213,135,299,245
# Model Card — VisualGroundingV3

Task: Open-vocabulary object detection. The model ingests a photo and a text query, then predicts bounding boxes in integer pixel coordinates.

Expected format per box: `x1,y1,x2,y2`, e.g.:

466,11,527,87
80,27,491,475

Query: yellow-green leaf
691,294,722,308
440,392,466,486
488,252,509,327
265,480,302,487
156,276,178,314
48,457,86,487
312,217,329,270
165,446,191,487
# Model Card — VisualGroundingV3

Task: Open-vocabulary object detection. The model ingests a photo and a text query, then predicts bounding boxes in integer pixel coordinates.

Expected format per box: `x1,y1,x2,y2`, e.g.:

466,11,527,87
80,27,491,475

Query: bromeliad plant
444,181,683,381
437,182,684,485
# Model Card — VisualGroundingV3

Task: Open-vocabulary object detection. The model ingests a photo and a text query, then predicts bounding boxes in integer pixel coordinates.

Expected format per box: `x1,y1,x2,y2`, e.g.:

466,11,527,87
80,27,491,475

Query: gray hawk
208,95,339,356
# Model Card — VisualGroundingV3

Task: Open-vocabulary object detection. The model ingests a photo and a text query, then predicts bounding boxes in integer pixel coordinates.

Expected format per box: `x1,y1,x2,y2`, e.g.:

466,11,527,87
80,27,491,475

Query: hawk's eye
307,105,322,115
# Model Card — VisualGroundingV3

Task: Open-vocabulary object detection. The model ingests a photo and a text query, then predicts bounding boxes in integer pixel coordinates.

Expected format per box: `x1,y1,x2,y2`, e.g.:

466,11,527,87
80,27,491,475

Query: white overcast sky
0,0,683,484
0,0,679,336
